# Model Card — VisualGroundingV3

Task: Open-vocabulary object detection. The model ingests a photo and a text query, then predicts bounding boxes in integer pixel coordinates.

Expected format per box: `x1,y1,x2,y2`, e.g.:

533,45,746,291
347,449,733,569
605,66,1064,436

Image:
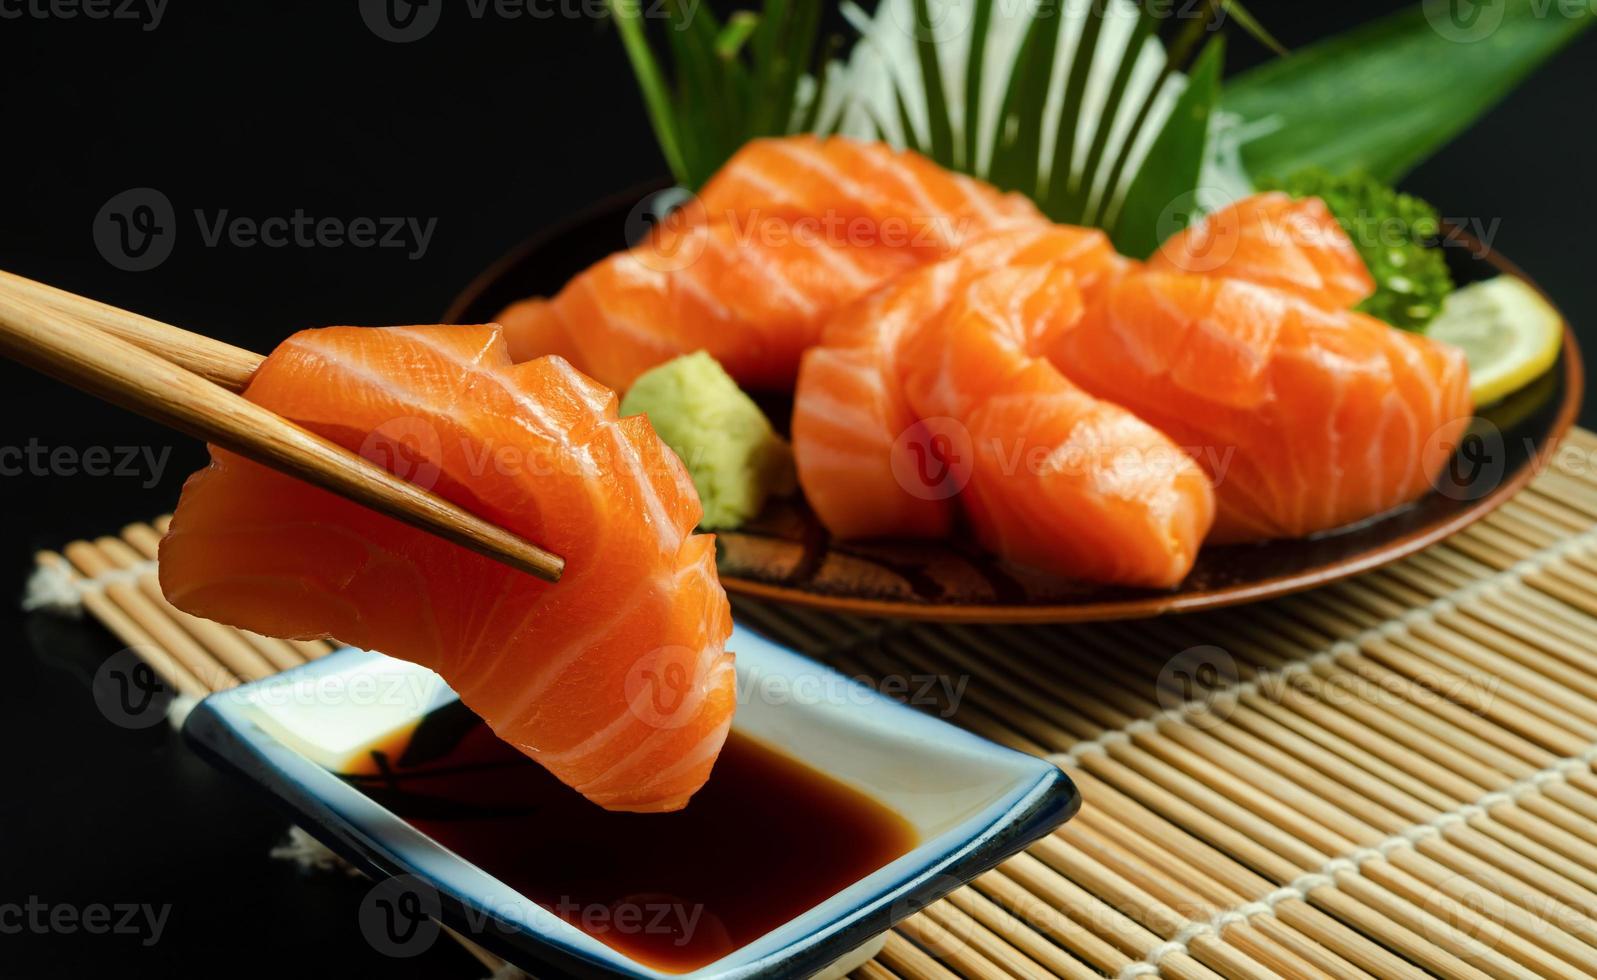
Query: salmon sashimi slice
1053,272,1471,543
1149,192,1375,311
791,225,1130,543
895,265,1215,587
160,325,735,813
499,135,1044,392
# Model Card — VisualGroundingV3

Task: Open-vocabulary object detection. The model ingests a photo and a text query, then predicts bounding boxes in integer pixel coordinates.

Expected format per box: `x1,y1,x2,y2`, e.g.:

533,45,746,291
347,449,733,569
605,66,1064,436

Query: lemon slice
1428,276,1563,406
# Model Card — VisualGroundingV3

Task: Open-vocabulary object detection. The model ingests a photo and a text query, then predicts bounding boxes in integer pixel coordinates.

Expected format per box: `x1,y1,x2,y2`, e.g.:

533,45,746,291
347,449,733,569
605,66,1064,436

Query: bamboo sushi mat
32,426,1597,980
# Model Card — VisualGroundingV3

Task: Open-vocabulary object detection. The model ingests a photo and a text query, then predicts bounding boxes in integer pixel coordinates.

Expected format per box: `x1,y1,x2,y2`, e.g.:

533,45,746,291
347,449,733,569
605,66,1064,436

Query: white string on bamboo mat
1106,740,1597,979
21,558,159,615
1049,522,1597,770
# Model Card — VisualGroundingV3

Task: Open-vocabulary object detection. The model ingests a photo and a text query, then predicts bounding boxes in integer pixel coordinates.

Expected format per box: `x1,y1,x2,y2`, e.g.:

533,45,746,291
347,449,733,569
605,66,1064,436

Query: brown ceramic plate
447,184,1583,623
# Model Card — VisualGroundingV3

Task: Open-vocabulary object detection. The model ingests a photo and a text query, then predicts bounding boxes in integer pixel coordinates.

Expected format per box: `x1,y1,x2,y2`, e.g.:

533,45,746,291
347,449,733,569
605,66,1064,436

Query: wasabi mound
621,351,795,530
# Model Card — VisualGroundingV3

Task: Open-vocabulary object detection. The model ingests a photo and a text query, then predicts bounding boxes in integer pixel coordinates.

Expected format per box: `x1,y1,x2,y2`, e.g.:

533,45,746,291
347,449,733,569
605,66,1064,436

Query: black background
0,2,1592,976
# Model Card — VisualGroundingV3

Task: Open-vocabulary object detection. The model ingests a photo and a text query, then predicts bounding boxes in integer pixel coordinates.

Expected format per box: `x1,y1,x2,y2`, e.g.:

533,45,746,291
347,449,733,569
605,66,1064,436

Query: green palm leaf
1222,0,1593,182
1111,35,1225,257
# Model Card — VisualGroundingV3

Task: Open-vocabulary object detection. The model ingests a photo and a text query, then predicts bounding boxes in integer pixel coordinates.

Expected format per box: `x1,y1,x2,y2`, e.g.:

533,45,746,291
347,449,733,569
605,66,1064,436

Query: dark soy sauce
339,702,917,973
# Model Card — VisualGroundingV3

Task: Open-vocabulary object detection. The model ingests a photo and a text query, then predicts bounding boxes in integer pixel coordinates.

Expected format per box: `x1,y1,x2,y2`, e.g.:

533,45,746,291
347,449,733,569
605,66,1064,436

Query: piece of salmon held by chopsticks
1150,192,1374,311
160,325,735,813
498,135,1043,392
1053,272,1471,543
791,224,1131,544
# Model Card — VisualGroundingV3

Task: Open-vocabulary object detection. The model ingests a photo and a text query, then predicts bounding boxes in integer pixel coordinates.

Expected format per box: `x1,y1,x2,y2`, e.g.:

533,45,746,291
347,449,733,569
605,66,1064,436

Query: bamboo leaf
666,0,734,183
1219,0,1286,56
717,12,759,59
892,78,927,154
962,0,994,171
1111,35,1223,258
798,35,844,133
1042,0,1107,219
749,0,791,134
912,0,957,166
1089,7,1209,228
1071,3,1158,224
608,0,692,186
988,0,1064,198
775,0,823,132
1221,0,1592,182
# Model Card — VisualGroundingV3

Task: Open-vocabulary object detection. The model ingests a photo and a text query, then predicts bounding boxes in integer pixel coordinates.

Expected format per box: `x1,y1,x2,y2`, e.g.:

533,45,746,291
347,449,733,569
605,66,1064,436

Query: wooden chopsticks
0,271,565,584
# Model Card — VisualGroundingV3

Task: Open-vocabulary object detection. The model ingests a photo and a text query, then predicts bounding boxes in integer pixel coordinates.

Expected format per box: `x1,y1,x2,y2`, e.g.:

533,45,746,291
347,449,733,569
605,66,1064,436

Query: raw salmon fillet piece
499,135,1043,391
895,266,1215,587
791,224,1132,543
1053,272,1471,542
794,225,1211,587
1150,192,1374,311
160,325,735,812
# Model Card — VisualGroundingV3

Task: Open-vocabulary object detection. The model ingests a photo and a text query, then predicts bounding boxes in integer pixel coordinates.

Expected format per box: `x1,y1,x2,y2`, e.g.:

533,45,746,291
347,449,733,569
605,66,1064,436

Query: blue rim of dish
182,627,1080,979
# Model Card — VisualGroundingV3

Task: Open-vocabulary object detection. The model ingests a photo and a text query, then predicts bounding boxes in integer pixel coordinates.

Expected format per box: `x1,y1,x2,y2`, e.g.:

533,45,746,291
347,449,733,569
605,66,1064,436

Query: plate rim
447,198,1585,624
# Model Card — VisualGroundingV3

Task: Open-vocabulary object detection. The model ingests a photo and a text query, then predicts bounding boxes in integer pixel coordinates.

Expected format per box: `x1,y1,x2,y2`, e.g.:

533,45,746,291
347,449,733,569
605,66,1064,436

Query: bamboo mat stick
89,536,278,682
942,885,1108,980
61,540,237,692
854,961,903,980
879,931,966,980
34,551,210,699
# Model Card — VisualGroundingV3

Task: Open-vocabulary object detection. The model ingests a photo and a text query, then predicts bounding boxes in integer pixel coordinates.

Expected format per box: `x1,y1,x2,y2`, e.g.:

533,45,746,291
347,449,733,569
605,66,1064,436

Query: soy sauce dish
183,625,1079,979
